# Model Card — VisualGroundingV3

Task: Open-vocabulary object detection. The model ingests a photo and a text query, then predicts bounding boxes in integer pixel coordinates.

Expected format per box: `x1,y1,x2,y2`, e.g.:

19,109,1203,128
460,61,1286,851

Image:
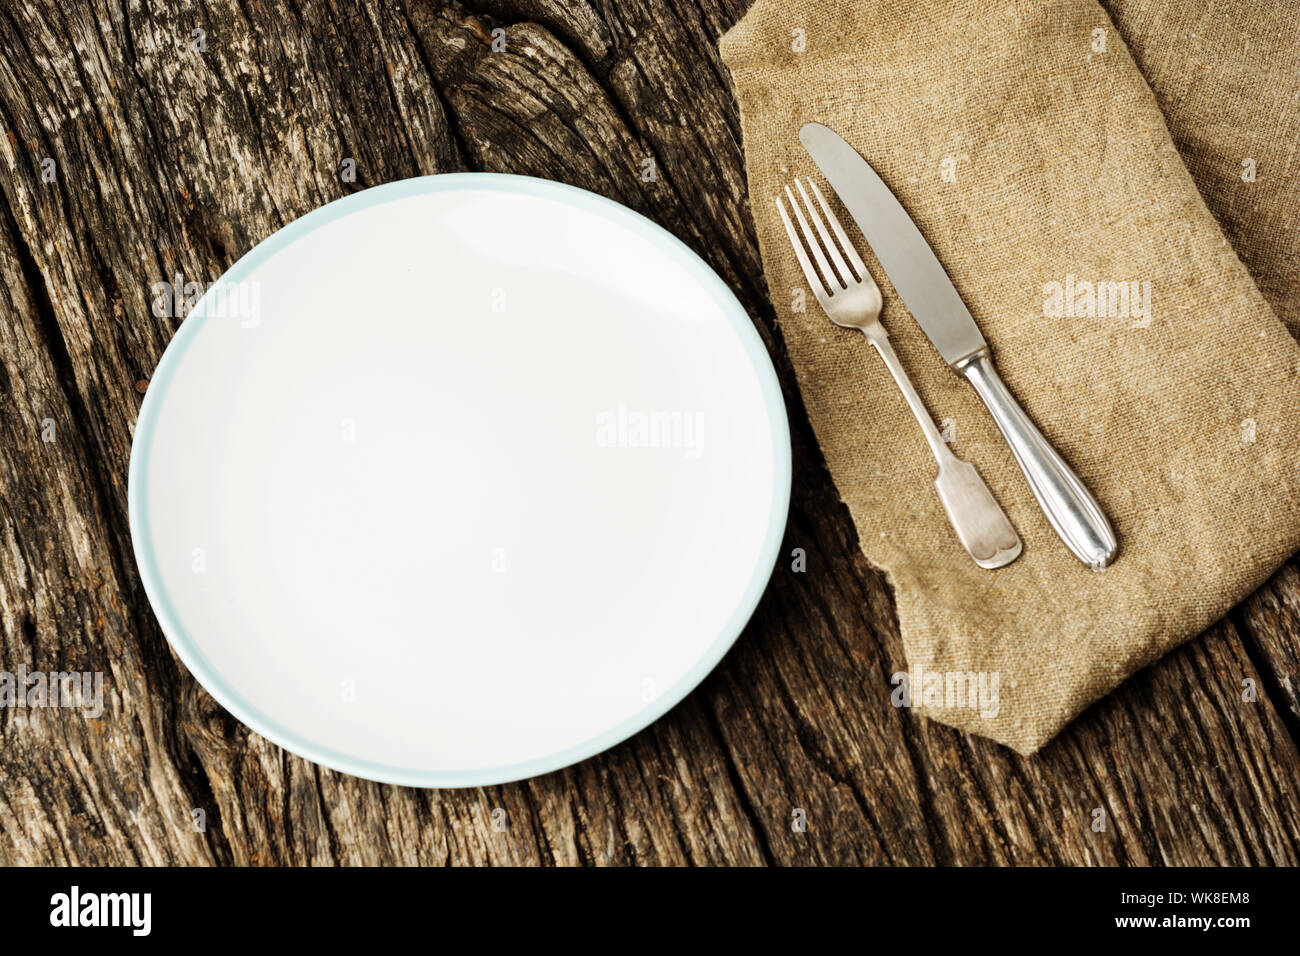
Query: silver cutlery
777,177,1022,570
800,122,1118,570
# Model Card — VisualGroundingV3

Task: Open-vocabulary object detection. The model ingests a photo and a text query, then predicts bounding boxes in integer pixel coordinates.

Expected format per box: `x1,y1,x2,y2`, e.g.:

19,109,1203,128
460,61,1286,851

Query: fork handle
864,330,1021,569
957,350,1117,570
864,329,949,460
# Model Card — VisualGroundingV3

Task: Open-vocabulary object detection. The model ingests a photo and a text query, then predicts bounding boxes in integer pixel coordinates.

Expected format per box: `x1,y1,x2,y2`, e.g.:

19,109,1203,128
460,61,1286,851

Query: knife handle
957,350,1118,570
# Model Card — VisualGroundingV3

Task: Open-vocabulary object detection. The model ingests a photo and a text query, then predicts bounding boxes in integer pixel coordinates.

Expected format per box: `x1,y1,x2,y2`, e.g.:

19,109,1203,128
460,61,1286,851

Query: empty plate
129,173,790,787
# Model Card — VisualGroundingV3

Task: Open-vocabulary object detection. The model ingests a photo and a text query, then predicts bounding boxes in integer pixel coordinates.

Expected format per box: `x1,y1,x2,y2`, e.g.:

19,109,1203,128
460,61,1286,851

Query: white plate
129,173,790,787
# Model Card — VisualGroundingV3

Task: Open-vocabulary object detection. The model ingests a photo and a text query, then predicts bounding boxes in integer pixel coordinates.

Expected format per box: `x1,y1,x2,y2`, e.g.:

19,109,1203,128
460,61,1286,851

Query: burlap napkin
720,0,1300,752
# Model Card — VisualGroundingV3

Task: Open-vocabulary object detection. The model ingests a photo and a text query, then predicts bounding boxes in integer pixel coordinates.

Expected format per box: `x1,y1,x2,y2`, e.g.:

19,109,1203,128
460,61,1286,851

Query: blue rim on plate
128,172,792,788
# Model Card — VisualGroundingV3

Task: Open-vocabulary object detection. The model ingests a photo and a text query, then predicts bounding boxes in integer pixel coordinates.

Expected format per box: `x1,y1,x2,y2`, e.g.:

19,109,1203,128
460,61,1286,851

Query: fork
777,177,1022,569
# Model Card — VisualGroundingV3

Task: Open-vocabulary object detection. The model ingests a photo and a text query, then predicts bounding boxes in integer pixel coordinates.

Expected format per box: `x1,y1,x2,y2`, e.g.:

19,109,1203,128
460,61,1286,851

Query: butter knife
800,122,1118,570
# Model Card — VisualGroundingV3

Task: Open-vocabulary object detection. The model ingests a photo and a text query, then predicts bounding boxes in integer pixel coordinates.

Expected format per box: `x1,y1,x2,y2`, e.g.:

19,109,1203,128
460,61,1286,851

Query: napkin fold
721,0,1300,752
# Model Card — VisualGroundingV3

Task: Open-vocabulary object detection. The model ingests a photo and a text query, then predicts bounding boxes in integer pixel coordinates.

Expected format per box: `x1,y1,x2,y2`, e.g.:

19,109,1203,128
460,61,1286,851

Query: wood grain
1,0,1298,865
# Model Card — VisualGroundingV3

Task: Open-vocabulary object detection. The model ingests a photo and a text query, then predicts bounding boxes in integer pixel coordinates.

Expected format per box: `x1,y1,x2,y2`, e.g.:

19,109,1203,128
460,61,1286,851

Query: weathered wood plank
1236,560,1300,735
0,0,1297,866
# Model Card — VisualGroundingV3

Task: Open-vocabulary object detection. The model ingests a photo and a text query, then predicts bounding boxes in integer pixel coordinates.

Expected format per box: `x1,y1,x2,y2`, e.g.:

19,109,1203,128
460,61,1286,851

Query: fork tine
783,184,842,294
807,178,868,279
776,195,830,301
794,179,854,288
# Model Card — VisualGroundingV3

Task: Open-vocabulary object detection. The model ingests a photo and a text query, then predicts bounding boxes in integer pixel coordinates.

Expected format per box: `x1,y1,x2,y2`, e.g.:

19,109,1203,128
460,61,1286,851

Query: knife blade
799,121,1118,569
798,122,986,366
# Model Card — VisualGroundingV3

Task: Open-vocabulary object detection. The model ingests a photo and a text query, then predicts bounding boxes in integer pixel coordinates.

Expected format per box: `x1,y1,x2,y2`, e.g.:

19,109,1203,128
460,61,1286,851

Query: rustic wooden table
2,0,1299,866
